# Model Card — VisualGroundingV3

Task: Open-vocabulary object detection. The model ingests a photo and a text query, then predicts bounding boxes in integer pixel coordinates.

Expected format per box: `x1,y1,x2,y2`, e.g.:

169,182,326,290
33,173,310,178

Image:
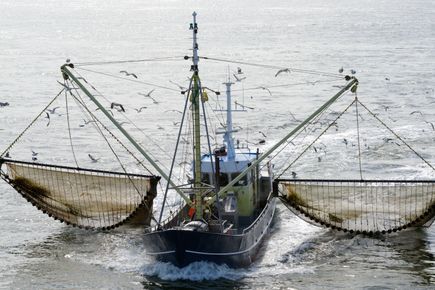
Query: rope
158,77,193,225
200,56,343,79
277,99,357,179
357,100,435,172
64,82,80,168
75,67,180,92
232,79,344,92
74,56,185,67
354,95,363,180
71,68,184,177
0,88,65,158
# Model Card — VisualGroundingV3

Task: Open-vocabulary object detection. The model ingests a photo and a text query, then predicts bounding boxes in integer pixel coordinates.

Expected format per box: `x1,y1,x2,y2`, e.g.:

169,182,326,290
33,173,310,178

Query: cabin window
231,173,248,186
201,173,210,184
219,173,229,186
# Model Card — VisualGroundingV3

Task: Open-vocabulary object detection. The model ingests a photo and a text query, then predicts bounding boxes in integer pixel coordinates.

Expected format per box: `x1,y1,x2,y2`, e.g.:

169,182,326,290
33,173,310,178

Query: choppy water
1,0,435,289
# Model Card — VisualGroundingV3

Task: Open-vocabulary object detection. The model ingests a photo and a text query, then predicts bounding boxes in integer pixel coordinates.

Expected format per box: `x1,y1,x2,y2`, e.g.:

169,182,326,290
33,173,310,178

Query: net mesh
277,179,435,234
0,159,159,230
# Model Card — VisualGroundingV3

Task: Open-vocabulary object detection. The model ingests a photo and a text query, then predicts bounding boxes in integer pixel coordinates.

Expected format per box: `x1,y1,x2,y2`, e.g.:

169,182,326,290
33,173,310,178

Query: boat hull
143,197,276,268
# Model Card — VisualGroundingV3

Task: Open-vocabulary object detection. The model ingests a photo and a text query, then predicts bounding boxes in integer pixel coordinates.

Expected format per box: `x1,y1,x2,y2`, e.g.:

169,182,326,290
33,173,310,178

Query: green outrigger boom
60,64,192,206
209,77,359,204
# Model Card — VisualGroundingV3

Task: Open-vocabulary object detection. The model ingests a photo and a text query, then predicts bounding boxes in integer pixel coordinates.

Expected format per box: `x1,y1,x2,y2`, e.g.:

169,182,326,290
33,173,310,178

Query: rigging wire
71,68,184,181
64,82,80,168
276,99,357,179
75,67,181,92
75,56,185,67
158,77,193,225
0,88,65,158
357,100,435,172
354,94,364,180
68,89,154,175
199,56,344,79
67,86,161,225
265,91,351,173
232,79,344,92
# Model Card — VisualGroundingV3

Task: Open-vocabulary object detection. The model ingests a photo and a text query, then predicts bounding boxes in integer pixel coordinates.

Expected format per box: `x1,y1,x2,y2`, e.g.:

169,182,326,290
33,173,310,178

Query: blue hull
143,197,276,268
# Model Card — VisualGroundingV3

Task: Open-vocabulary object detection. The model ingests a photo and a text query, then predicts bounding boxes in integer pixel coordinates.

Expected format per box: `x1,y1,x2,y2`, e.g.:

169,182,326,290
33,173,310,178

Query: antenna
191,11,199,72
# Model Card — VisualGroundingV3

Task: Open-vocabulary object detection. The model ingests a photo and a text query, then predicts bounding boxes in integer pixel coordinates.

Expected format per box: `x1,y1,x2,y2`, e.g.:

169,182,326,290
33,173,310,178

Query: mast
190,11,203,220
209,77,359,203
224,80,236,160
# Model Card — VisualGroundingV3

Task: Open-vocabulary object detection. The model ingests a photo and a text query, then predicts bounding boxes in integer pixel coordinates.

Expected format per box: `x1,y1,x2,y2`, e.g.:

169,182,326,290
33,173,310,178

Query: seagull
259,131,267,138
119,70,138,78
0,102,10,107
259,86,272,96
4,152,10,158
169,80,187,90
46,107,60,114
233,74,246,82
343,138,348,146
338,67,344,73
134,106,148,113
79,119,96,127
138,90,158,104
258,139,266,145
237,67,243,74
410,110,423,116
45,112,50,126
173,121,181,126
88,154,100,163
31,150,38,157
350,69,357,75
424,121,435,130
291,171,297,179
275,68,291,77
381,105,389,111
110,102,125,112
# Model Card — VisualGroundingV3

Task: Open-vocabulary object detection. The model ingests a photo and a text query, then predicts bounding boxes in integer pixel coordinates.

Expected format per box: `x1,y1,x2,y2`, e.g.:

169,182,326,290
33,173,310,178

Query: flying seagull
275,68,291,77
139,90,159,104
79,119,96,127
110,102,125,112
233,74,246,82
88,154,100,163
410,110,423,116
0,102,10,107
260,86,272,96
258,131,267,138
169,80,187,90
45,112,50,126
134,106,148,113
424,120,434,131
46,106,60,114
119,70,138,78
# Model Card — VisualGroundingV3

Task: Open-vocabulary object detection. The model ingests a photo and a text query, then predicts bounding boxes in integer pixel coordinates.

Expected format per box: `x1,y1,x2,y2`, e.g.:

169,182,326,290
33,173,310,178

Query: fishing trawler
1,12,435,268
